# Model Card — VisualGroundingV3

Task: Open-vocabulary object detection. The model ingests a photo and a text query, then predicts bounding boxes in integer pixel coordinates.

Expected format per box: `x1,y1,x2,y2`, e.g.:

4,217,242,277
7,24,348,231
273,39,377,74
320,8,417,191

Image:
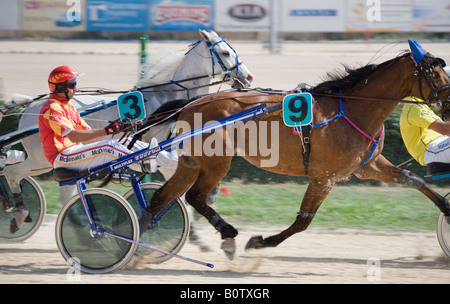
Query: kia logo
228,4,266,21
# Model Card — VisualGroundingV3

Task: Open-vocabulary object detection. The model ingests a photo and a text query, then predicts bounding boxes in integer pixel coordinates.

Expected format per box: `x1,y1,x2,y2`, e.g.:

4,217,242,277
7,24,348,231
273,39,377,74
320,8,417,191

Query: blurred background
1,0,449,44
0,0,449,186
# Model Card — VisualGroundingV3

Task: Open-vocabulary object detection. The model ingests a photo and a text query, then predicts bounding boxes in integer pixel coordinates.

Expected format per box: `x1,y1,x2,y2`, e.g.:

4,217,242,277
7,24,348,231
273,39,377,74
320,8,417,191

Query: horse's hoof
221,238,236,260
245,235,264,250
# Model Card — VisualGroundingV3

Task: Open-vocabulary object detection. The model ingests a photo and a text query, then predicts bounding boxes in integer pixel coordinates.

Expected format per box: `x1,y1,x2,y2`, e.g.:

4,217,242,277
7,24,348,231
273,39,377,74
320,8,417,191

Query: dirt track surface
0,40,450,284
1,214,449,284
1,39,450,98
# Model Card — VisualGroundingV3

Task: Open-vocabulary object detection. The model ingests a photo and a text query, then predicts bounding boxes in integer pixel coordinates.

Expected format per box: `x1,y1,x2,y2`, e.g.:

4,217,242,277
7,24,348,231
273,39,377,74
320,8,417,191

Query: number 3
117,91,145,121
122,95,142,120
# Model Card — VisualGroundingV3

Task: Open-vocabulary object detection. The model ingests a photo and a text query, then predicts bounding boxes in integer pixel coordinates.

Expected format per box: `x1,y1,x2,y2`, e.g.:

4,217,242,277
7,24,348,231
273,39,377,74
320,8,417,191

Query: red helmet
48,66,79,92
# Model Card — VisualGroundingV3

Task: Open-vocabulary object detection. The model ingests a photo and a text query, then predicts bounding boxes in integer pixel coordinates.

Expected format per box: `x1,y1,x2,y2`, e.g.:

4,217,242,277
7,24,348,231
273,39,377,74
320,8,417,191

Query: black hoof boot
245,235,264,250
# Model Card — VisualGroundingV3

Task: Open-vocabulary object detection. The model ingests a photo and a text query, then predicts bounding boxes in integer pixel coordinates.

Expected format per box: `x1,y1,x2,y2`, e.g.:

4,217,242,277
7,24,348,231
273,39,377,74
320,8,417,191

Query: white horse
2,30,253,211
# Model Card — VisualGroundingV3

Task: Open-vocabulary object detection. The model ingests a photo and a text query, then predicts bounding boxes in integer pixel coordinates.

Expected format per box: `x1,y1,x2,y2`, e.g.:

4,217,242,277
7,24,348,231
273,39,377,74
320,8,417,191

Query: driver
400,96,450,166
39,66,177,175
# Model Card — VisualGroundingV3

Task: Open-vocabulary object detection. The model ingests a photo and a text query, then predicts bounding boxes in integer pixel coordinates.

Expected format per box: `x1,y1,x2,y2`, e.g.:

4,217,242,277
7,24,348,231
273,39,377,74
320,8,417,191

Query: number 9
282,93,313,127
288,96,308,123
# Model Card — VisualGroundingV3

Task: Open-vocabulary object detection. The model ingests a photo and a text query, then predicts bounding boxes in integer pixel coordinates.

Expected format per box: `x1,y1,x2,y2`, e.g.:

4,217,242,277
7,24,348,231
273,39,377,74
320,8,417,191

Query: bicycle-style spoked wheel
0,174,46,242
436,212,450,258
123,182,190,264
55,188,139,274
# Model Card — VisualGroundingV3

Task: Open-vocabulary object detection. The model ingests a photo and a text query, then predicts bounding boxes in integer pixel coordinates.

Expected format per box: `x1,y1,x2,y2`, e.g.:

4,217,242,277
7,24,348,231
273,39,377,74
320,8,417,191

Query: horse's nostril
246,74,254,83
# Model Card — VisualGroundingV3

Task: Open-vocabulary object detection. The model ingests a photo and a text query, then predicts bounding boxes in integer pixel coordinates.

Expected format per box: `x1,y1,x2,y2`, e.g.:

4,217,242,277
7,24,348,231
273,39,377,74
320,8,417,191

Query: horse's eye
222,51,230,56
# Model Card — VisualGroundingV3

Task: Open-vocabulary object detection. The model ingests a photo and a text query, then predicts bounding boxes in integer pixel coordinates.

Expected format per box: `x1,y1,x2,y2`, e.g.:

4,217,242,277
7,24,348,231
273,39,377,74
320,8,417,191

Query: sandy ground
1,39,449,99
1,214,449,284
0,39,449,285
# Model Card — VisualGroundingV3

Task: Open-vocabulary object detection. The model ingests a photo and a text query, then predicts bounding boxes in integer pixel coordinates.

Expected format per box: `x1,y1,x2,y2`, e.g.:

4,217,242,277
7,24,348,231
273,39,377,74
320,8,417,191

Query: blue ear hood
408,39,428,65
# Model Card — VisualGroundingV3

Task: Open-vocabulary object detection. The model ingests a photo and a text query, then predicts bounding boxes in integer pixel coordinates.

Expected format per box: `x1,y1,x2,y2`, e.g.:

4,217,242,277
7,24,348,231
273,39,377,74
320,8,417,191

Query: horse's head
408,40,450,119
197,29,254,89
439,67,450,121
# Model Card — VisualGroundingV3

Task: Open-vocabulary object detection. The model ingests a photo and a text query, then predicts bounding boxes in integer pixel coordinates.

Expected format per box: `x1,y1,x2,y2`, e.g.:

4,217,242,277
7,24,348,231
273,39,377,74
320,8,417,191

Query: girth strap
301,125,311,176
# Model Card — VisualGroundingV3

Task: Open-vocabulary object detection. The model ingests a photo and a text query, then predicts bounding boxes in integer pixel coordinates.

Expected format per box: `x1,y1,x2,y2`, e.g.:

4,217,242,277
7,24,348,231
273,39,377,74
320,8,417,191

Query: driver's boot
10,192,32,234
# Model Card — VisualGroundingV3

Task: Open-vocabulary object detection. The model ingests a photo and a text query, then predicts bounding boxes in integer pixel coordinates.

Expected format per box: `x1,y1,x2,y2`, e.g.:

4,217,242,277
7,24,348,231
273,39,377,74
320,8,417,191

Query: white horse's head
196,29,254,89
137,30,253,91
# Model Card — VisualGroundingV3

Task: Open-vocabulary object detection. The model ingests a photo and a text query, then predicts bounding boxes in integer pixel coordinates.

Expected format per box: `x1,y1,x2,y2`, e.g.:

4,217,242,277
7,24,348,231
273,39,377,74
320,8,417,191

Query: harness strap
303,94,384,175
301,125,311,175
358,125,384,169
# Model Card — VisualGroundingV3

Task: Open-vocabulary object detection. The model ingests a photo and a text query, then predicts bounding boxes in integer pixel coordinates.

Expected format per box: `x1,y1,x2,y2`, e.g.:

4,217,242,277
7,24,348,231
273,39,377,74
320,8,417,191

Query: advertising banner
86,0,149,31
215,0,270,32
150,0,213,31
8,0,450,34
346,0,413,32
412,0,450,32
21,0,85,31
0,0,21,30
279,0,345,32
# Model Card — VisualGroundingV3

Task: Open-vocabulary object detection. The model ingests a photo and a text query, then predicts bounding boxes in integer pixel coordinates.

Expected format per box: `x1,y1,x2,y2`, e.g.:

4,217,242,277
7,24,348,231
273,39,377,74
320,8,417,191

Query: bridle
131,36,245,96
409,52,450,111
311,51,450,111
205,38,241,80
187,37,243,86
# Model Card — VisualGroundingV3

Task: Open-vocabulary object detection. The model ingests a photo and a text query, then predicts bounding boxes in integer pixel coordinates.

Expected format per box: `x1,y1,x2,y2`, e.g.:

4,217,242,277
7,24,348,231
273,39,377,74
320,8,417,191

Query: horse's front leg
355,154,450,219
246,178,335,250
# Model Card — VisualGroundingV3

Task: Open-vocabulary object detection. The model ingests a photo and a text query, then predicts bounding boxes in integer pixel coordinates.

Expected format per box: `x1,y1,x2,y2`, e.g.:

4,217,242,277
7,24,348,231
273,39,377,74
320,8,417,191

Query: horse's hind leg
246,178,335,250
355,154,450,217
139,155,200,234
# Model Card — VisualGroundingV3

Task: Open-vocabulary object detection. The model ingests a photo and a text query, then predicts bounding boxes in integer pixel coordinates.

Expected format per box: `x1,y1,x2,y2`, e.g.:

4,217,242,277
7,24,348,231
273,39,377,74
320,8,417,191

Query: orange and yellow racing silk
39,93,91,165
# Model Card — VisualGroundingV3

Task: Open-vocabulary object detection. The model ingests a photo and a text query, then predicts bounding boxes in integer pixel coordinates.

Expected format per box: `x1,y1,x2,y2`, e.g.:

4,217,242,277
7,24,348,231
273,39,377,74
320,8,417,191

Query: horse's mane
135,48,186,88
313,51,410,93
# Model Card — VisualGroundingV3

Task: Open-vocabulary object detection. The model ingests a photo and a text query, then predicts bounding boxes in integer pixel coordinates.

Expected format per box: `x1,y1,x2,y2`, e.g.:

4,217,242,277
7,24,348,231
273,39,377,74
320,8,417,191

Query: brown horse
139,41,450,258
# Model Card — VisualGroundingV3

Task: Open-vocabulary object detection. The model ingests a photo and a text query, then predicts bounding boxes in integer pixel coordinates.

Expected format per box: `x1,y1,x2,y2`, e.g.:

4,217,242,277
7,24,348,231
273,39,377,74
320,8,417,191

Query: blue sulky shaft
79,103,279,269
160,103,271,153
89,103,274,174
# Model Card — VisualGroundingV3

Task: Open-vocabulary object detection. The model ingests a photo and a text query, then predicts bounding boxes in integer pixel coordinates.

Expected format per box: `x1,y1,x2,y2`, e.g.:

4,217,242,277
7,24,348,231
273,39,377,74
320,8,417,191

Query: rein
311,92,427,105
136,71,232,93
297,51,448,175
126,91,272,142
76,72,232,97
77,37,243,98
311,50,448,108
